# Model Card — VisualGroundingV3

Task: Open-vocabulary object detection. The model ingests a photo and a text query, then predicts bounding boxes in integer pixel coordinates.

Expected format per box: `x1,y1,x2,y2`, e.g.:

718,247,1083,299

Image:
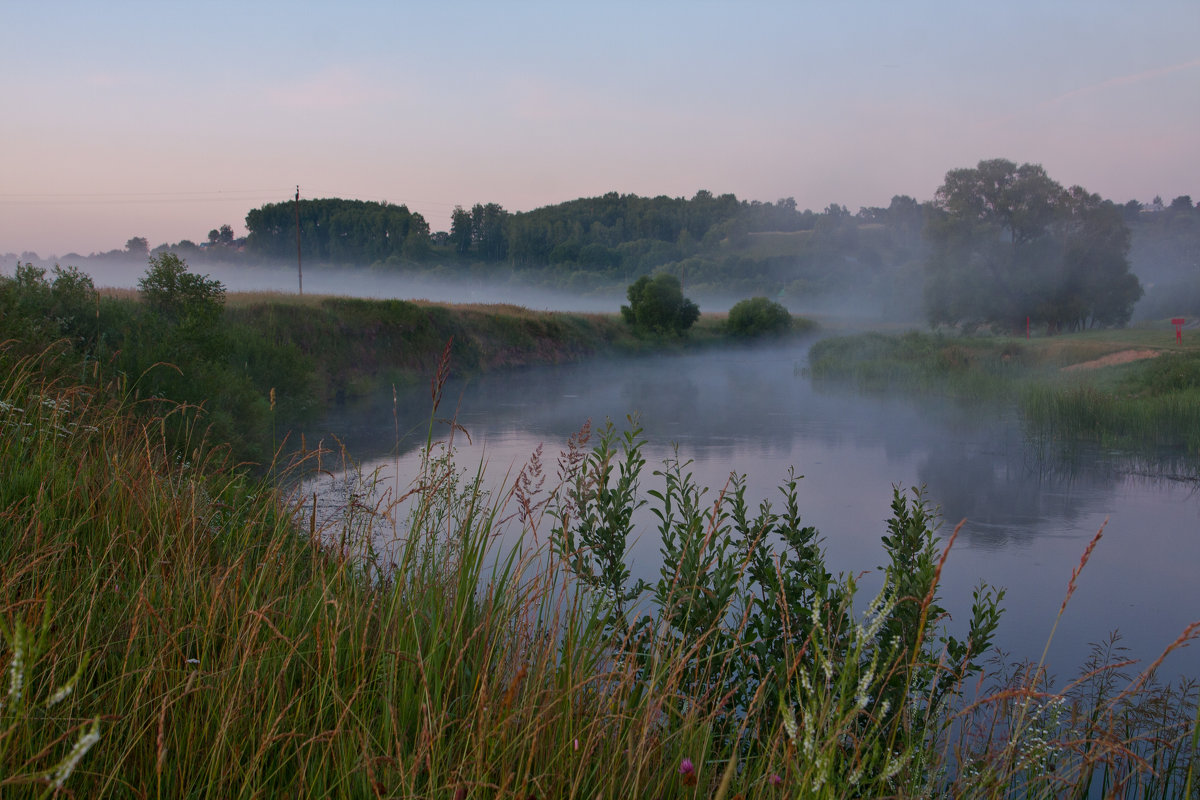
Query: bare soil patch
1061,349,1162,372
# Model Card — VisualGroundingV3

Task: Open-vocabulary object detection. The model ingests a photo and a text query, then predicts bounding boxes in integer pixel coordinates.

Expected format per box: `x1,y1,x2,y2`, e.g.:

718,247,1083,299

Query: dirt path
1061,349,1162,372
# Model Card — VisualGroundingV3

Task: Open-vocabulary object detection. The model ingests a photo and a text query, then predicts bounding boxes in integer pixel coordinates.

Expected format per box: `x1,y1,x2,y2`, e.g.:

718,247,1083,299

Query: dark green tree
925,159,1141,332
125,237,149,259
207,224,235,247
244,198,423,264
470,202,509,260
727,296,791,337
449,206,473,256
620,274,700,335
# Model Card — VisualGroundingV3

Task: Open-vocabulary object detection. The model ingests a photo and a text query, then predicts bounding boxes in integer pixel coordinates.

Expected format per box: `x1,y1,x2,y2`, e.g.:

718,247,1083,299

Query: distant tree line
243,199,431,264
10,167,1196,329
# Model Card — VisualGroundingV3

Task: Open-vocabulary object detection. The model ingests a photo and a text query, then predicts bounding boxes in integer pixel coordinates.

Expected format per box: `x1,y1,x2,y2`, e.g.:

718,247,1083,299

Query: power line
0,188,297,207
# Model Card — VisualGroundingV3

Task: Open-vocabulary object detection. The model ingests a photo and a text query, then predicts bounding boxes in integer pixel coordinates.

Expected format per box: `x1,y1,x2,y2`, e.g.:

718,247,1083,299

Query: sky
2,0,1197,258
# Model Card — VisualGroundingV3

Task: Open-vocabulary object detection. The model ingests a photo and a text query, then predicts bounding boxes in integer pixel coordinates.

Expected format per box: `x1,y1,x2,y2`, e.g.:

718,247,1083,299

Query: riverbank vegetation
2,340,1197,797
1,257,810,464
808,326,1200,454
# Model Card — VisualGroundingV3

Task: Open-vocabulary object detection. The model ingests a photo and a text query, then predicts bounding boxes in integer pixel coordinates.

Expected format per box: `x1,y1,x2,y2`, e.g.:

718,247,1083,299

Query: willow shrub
551,417,1006,792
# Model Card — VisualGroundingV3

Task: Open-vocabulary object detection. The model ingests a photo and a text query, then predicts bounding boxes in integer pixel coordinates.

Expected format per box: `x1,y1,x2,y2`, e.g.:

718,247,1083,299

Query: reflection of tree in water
302,345,1200,551
916,429,1200,550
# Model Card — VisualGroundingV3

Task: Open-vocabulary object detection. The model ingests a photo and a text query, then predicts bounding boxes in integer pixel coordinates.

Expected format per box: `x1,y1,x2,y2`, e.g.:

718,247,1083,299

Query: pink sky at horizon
3,1,1197,259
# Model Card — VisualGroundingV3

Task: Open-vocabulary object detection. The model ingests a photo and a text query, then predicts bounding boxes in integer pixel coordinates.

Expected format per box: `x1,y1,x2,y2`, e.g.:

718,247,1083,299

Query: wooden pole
295,185,303,295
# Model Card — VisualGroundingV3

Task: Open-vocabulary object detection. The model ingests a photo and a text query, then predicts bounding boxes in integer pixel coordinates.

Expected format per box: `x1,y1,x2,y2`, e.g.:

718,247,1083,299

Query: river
298,338,1200,681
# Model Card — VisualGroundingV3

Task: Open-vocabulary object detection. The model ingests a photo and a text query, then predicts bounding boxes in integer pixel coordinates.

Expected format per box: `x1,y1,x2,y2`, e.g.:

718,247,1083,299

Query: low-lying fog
301,342,1200,682
64,258,626,312
6,257,918,320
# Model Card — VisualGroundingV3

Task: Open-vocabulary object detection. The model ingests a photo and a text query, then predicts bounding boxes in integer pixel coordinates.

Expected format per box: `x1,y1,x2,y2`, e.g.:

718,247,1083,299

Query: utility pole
295,185,303,295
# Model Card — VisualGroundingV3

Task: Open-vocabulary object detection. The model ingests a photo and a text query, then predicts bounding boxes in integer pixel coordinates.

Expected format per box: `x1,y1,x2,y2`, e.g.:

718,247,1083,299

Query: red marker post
1171,318,1185,344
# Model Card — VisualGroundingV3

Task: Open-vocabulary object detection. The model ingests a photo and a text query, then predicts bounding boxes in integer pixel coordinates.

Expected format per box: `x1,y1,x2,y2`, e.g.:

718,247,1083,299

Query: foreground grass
2,342,1197,798
0,345,657,797
808,325,1200,454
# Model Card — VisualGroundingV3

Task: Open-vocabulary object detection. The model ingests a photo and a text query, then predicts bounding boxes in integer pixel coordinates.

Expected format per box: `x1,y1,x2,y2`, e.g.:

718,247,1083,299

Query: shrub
138,252,226,325
620,274,700,335
727,296,791,337
0,262,99,348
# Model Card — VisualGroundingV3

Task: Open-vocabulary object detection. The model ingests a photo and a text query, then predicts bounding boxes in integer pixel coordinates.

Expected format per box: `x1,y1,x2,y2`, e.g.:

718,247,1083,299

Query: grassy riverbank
3,342,1197,798
808,325,1200,453
0,259,812,463
222,292,810,407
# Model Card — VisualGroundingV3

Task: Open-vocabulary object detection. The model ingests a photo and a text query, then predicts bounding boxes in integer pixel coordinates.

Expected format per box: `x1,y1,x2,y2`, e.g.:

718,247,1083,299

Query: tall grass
2,341,1197,797
1022,384,1200,453
1022,353,1200,453
811,331,1200,454
807,331,1034,401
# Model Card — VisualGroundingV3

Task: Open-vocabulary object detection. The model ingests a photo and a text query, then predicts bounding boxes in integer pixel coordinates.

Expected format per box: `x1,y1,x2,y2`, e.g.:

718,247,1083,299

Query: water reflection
294,341,1200,678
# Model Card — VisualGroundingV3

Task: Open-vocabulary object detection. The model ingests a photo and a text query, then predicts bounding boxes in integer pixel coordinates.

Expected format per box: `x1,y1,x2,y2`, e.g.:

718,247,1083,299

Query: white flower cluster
46,717,102,789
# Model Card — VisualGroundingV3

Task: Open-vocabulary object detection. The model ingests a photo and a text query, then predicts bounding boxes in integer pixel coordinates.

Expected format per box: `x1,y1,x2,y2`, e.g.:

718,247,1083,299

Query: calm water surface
300,341,1200,680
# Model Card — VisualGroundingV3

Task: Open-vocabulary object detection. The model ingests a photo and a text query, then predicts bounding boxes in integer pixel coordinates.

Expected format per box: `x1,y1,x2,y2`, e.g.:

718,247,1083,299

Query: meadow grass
810,328,1200,454
1,341,1197,798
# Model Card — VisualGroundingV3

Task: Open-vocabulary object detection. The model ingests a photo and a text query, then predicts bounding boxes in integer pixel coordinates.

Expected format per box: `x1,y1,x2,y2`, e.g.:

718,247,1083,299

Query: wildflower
679,757,697,787
770,773,783,787
782,707,799,743
47,682,75,706
855,669,875,710
47,652,88,707
46,717,101,788
6,623,26,708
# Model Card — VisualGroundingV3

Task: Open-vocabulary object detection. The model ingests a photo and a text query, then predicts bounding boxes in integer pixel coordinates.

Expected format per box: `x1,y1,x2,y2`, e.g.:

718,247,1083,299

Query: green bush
619,273,699,335
0,263,100,347
138,252,226,325
727,296,791,337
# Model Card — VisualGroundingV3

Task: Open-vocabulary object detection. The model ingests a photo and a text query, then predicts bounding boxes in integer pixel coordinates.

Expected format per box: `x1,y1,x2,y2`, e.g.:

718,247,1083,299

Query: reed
812,330,1200,454
1022,362,1200,453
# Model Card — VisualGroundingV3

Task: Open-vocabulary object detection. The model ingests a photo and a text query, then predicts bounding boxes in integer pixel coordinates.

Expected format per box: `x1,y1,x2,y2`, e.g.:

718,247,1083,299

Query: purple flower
679,757,697,786
770,773,784,787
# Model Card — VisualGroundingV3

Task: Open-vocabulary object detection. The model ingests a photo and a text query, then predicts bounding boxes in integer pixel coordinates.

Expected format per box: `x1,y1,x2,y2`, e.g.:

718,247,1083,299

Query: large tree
449,206,473,256
244,198,426,264
924,159,1141,332
620,274,700,335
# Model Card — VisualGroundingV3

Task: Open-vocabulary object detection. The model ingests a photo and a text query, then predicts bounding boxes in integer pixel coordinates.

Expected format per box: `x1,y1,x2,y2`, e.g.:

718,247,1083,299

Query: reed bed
1022,351,1200,453
811,331,1200,454
1,342,1197,798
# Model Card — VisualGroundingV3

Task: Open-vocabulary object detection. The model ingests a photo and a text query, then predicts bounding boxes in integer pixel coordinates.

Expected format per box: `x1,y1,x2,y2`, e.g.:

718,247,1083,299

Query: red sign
1172,318,1186,325
1171,318,1185,343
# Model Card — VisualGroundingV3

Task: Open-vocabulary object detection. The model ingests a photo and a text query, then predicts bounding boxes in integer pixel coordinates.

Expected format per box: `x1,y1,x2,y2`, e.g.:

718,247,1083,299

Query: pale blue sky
3,1,1197,256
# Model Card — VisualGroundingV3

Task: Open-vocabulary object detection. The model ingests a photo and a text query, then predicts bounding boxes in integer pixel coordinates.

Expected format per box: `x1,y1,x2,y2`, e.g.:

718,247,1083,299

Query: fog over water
299,339,1200,682
58,258,629,312
42,258,1194,677
35,257,921,319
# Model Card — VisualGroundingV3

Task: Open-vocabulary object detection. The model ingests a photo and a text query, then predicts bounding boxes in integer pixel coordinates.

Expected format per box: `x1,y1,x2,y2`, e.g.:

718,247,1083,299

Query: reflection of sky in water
296,342,1200,679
